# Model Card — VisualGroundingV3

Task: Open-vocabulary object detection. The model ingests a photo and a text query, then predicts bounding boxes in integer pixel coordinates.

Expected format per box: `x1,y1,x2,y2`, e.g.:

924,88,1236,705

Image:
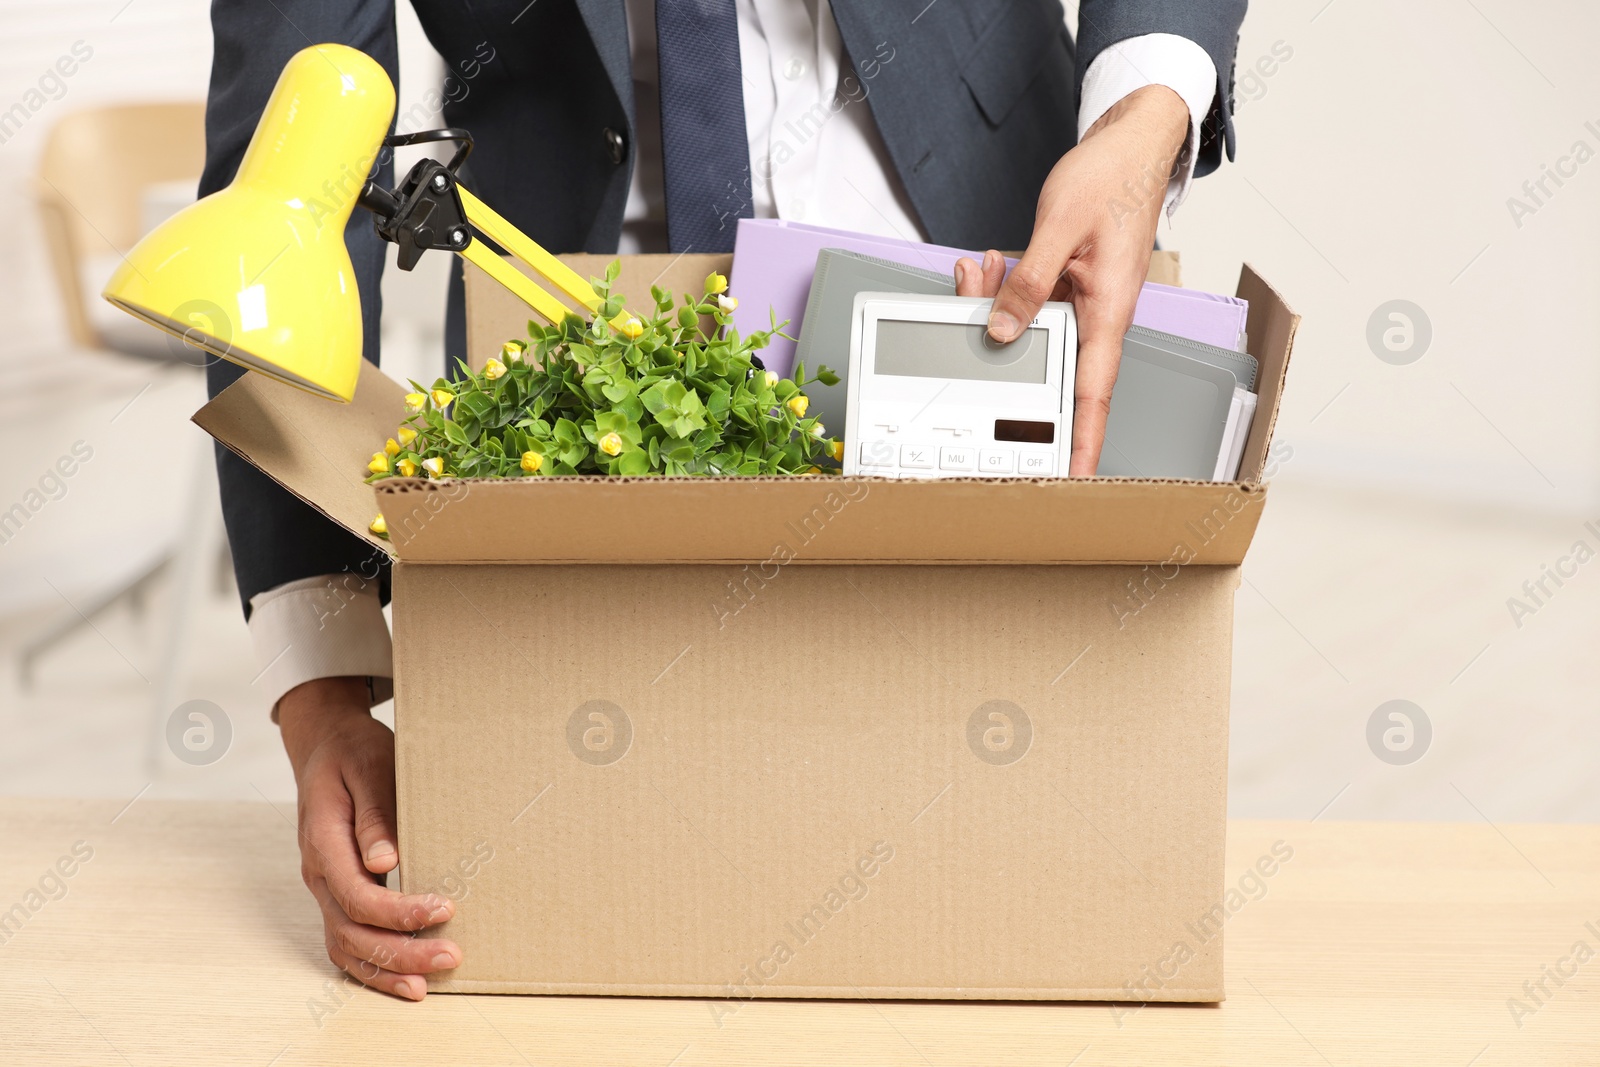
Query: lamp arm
357,129,627,330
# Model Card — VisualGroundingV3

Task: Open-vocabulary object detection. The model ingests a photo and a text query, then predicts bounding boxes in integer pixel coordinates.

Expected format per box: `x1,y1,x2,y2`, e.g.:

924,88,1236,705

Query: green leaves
366,262,842,481
639,379,709,439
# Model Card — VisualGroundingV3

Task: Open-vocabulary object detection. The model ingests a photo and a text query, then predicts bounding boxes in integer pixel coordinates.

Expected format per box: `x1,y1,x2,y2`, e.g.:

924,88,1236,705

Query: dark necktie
655,0,752,253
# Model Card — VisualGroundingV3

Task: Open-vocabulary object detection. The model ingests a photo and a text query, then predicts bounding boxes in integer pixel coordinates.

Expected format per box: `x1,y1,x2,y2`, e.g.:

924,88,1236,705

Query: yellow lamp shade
103,45,396,401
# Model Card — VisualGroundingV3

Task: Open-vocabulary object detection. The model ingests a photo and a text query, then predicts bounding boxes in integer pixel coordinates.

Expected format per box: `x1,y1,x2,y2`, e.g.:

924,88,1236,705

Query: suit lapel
573,0,634,122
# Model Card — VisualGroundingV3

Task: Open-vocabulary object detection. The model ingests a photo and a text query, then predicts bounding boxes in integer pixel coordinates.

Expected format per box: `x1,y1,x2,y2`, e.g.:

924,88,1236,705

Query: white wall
1122,0,1600,514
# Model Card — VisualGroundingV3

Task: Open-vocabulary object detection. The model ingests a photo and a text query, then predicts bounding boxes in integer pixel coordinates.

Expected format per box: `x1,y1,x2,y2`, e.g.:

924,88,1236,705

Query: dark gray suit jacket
201,0,1246,612
417,0,1245,253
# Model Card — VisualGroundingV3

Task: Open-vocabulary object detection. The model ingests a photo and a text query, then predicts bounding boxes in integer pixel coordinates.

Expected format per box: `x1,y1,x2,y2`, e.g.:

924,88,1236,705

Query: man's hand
278,677,460,1001
955,85,1191,476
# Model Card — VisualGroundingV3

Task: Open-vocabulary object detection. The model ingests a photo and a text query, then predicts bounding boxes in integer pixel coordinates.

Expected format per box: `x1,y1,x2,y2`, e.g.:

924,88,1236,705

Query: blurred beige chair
28,102,226,772
36,102,207,359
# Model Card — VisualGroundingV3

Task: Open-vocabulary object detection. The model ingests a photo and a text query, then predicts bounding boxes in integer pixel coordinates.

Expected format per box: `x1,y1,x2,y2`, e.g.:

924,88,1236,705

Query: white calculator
842,293,1076,478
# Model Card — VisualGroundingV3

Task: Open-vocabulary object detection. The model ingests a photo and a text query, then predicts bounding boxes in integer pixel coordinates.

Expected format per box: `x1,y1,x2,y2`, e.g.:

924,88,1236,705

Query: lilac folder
1131,281,1249,352
727,218,1248,378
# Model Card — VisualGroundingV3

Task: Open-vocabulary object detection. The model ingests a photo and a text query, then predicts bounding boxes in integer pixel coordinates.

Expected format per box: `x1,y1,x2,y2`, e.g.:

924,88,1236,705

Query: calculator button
859,441,896,468
1018,451,1055,476
899,444,934,469
978,448,1014,474
939,446,975,471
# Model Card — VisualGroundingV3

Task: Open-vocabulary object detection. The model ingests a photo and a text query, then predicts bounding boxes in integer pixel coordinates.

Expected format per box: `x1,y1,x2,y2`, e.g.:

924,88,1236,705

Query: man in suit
202,0,1246,999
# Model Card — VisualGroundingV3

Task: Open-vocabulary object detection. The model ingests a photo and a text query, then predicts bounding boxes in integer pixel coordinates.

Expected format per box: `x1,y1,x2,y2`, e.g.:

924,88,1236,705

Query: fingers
300,778,455,932
313,838,455,934
954,257,983,297
318,888,461,975
325,940,430,1001
954,251,1011,299
980,249,1006,296
343,749,399,875
305,831,460,1004
988,219,1085,343
1067,294,1139,476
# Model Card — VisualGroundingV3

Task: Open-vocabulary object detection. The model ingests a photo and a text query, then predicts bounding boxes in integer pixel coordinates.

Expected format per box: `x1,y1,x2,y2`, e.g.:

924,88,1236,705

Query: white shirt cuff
248,574,394,719
1078,32,1219,217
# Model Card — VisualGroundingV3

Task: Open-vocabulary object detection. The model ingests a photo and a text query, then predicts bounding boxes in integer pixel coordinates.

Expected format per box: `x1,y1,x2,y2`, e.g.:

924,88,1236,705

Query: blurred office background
0,1,1595,822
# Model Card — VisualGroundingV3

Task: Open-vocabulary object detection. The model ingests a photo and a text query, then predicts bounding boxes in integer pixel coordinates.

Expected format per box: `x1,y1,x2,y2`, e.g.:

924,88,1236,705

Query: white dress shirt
247,2,1218,715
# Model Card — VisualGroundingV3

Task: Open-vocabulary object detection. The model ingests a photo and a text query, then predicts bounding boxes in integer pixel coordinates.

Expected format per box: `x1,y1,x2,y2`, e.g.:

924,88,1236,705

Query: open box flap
373,474,1265,565
1236,263,1300,482
193,359,403,556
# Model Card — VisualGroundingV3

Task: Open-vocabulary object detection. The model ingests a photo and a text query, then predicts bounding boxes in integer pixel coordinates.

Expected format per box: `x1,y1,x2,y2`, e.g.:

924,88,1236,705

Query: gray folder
1097,328,1259,481
1125,324,1257,391
793,248,955,447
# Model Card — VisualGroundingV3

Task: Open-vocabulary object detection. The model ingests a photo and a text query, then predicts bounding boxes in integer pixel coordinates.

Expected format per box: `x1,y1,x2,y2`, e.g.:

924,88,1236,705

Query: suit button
604,127,626,165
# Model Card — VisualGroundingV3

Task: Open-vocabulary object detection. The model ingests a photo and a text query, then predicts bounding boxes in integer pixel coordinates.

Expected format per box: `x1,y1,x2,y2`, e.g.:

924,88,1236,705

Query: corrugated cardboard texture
375,476,1265,565
1235,264,1300,482
192,359,403,556
394,560,1234,1000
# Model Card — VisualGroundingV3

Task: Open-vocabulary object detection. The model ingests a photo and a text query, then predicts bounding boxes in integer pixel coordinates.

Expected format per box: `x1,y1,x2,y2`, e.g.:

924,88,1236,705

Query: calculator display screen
874,319,1049,384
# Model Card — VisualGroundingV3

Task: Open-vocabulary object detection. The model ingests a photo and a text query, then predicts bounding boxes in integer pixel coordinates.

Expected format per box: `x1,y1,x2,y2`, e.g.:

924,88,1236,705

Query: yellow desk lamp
103,43,616,402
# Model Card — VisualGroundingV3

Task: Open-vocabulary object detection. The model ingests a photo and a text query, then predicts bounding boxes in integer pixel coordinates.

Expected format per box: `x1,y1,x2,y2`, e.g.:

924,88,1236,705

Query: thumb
987,224,1082,343
345,752,400,875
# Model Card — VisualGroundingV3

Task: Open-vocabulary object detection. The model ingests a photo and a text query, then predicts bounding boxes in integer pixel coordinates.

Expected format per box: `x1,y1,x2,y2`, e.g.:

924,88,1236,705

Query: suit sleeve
1075,0,1247,177
200,0,400,618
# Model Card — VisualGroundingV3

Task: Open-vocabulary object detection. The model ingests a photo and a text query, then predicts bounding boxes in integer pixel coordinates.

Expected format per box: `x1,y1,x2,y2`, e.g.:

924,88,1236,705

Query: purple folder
728,218,1248,378
1131,281,1250,352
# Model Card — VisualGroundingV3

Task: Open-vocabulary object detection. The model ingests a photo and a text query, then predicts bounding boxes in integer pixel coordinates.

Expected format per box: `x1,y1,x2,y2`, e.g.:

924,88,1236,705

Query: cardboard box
195,251,1298,1002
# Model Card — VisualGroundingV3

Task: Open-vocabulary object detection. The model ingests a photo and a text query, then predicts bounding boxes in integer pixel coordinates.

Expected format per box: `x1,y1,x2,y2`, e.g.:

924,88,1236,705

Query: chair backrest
35,102,206,347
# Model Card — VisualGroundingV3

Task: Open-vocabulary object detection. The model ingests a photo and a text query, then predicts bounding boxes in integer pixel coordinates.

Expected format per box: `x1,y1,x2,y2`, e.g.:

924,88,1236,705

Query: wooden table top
1,797,1595,1065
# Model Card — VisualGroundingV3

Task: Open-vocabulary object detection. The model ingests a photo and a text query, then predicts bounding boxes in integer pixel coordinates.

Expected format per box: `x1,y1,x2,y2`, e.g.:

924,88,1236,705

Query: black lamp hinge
356,128,475,272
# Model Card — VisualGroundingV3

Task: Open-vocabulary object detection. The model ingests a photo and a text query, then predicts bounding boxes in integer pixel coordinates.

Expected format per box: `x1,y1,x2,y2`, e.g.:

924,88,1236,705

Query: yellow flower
597,431,624,457
810,422,826,439
397,457,418,477
502,339,527,364
826,439,844,462
384,437,400,457
397,426,418,448
717,294,739,313
705,272,729,296
369,514,388,538
367,452,390,474
520,451,544,473
786,394,809,418
763,371,779,388
483,357,507,380
405,392,428,413
422,456,445,478
619,317,644,341
800,466,821,476
431,387,455,408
